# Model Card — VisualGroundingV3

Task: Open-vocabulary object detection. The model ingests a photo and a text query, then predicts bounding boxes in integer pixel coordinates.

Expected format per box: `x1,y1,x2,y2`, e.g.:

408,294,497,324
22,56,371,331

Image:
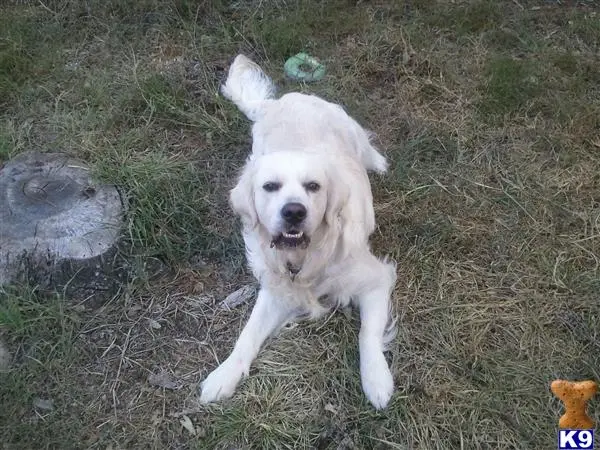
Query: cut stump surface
0,152,126,298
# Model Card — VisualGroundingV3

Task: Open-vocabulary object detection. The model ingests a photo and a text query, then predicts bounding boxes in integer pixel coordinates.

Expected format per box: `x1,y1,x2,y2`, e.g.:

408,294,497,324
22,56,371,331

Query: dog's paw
199,360,245,404
360,353,394,410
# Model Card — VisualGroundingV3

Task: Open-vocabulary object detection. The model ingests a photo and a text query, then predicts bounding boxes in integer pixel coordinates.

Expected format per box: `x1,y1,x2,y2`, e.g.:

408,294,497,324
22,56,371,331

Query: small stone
33,398,54,411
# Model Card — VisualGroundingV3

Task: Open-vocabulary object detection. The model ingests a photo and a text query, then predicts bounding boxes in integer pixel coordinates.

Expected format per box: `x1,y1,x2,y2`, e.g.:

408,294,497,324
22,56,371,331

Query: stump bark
0,152,127,301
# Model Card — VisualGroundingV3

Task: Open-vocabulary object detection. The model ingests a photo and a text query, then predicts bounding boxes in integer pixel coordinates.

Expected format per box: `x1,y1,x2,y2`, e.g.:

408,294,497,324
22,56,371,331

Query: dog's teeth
282,231,303,238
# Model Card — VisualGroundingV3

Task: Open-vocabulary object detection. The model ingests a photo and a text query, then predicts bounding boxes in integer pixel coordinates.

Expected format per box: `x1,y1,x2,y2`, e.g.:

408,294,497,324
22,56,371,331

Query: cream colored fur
200,55,397,409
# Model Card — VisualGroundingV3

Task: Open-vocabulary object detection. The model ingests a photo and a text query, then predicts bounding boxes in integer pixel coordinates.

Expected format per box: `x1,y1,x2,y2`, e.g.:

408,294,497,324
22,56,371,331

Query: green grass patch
92,137,233,264
139,73,187,122
0,10,57,103
478,56,543,122
0,127,14,160
453,0,502,34
402,131,459,166
483,27,539,53
0,285,78,361
568,9,600,49
0,285,100,448
240,0,370,61
424,0,502,35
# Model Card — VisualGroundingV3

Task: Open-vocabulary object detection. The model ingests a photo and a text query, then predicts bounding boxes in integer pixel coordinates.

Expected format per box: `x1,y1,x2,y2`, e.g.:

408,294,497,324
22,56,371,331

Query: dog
199,55,397,409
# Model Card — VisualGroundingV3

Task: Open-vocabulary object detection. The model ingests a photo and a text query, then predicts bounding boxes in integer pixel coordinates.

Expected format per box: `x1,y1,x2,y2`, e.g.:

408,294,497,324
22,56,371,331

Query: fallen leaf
193,281,205,293
180,414,196,436
324,403,337,414
220,284,256,309
0,338,11,371
151,410,163,426
148,370,181,390
148,319,162,329
189,254,207,269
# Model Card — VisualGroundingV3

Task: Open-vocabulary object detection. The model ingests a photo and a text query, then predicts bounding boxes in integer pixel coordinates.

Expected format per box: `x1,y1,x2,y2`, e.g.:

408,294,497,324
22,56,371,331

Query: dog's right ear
230,159,258,229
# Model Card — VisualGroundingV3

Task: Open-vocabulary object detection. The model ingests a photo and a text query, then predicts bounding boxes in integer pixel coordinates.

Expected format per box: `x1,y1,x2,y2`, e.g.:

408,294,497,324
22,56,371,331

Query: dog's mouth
270,229,310,249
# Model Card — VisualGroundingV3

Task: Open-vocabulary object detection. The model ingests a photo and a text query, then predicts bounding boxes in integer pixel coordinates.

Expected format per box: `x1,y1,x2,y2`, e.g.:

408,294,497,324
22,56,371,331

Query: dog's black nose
281,202,307,225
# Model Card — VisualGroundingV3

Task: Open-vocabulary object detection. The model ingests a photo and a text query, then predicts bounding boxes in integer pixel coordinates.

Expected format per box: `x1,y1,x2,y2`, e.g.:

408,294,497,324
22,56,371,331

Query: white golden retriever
199,55,397,409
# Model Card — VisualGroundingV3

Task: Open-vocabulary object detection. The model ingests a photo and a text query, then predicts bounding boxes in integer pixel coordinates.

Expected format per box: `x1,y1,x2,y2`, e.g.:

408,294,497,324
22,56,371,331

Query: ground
1,0,599,449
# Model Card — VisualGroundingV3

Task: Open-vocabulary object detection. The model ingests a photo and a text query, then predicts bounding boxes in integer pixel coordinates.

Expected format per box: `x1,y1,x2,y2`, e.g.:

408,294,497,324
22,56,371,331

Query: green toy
284,53,326,83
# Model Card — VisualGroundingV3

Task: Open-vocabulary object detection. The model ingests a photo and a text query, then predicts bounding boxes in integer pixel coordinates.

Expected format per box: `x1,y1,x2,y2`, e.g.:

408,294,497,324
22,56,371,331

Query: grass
1,0,599,448
477,56,542,122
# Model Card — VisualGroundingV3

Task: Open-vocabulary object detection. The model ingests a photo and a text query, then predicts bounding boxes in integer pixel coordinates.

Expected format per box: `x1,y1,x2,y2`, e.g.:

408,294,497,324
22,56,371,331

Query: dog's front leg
356,260,397,410
357,286,395,410
200,288,291,404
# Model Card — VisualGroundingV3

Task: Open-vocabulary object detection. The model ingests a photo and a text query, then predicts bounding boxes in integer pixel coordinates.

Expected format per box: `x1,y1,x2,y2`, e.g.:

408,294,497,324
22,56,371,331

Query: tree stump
0,152,127,302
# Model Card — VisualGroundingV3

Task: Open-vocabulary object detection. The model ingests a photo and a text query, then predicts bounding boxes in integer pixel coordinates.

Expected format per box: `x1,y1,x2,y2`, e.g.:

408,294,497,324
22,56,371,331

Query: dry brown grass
1,0,599,448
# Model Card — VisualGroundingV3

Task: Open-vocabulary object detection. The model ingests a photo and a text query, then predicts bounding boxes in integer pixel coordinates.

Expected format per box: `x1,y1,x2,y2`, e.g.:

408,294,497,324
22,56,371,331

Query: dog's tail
221,54,275,122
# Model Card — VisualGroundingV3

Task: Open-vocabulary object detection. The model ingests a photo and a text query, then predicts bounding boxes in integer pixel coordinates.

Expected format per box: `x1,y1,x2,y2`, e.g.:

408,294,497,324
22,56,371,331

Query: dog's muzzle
271,202,310,249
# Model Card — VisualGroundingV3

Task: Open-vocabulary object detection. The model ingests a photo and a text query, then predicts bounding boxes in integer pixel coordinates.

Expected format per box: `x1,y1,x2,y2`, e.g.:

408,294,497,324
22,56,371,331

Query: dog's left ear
325,169,349,229
325,155,375,253
230,159,258,229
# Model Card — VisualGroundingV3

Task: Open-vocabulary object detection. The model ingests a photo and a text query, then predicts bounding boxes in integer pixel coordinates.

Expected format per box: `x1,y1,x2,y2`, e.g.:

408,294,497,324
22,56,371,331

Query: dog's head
230,149,375,253
231,151,327,249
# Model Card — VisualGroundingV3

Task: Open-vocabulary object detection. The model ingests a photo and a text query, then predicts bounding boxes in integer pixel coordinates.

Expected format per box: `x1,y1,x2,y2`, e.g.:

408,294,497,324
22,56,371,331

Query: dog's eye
262,182,281,192
304,181,320,193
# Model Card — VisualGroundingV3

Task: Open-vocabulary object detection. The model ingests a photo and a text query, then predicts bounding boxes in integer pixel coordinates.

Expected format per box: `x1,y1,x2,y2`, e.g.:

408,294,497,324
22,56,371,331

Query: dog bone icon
551,379,597,429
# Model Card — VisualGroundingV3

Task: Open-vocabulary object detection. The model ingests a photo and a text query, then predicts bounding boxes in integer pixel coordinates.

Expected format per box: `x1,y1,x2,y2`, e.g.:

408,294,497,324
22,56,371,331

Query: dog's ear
325,169,349,229
325,155,375,253
230,159,258,229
